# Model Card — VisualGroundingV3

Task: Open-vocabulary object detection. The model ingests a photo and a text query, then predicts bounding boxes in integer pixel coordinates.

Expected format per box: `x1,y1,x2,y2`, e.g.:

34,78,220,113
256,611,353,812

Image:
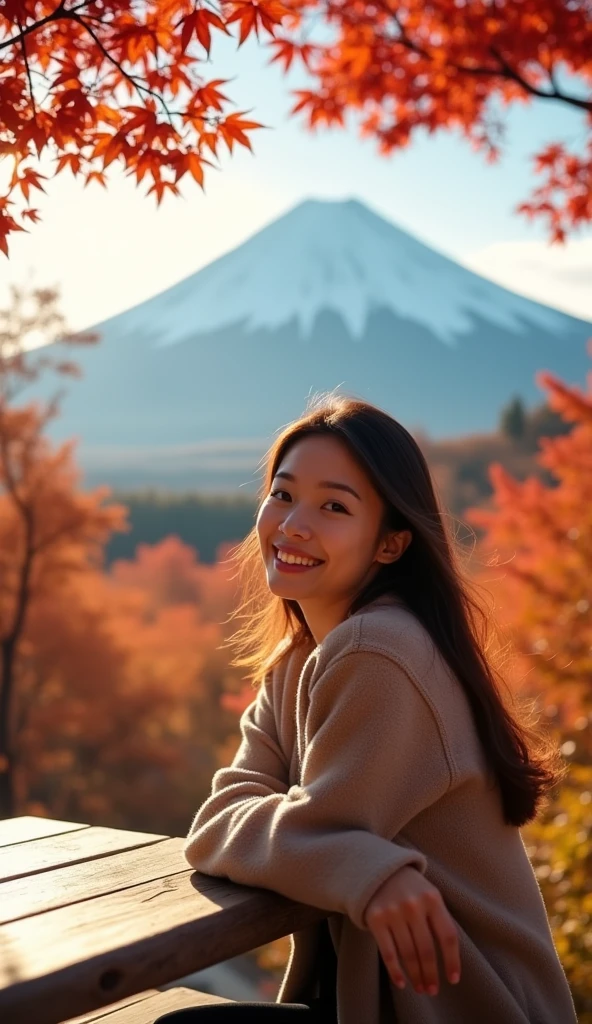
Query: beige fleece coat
184,595,577,1024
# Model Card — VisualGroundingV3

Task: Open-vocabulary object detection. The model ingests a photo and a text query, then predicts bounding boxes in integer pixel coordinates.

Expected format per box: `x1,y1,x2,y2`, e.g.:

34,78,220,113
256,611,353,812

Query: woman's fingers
395,919,426,991
370,893,462,996
425,894,462,986
372,917,407,989
405,912,440,993
403,893,462,993
363,869,462,998
371,903,426,992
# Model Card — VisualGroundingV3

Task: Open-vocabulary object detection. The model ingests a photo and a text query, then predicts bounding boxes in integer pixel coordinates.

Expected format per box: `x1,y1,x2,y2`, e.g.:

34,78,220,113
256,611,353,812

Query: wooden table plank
0,816,89,848
0,825,169,884
1,838,187,925
0,867,324,1024
63,983,231,1024
63,989,162,1024
64,987,233,1023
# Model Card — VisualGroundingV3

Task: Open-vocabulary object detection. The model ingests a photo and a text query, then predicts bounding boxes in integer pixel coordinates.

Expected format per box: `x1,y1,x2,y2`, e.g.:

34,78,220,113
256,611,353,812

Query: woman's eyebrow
273,471,362,502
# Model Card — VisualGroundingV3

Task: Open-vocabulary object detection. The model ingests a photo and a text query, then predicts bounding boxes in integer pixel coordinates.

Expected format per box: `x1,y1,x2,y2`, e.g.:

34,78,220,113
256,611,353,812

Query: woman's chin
268,579,299,597
267,575,317,600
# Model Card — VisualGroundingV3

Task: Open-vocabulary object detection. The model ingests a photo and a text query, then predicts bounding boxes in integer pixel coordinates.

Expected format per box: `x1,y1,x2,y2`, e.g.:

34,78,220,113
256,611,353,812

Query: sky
1,29,591,333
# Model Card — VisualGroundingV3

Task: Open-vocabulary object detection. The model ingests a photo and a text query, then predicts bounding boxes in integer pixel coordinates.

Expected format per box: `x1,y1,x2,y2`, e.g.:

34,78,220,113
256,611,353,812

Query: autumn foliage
468,344,592,1020
0,419,248,827
2,1,591,255
469,340,592,728
1,281,591,1002
0,287,125,816
0,287,247,823
0,0,286,254
275,0,592,243
21,534,247,832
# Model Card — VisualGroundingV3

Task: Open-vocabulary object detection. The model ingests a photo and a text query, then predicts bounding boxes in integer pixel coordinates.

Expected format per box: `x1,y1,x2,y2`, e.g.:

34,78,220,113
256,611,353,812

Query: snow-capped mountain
90,198,571,348
27,197,592,492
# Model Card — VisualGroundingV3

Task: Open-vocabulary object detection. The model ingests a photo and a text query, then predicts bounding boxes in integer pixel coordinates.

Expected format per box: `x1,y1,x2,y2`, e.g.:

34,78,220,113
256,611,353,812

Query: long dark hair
222,391,566,827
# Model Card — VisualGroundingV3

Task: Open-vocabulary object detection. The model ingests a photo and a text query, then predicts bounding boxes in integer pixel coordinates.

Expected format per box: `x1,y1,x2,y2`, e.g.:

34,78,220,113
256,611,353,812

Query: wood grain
0,825,169,884
0,816,89,848
0,837,187,925
0,867,323,1024
63,988,162,1023
63,986,233,1023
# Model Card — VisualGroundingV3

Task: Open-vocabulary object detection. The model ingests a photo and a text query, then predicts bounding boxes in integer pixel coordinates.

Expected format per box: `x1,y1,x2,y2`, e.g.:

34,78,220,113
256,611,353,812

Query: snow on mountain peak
128,197,571,348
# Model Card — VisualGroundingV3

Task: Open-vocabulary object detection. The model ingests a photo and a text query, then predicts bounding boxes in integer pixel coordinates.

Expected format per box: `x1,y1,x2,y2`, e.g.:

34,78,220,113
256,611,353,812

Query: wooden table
0,815,325,1024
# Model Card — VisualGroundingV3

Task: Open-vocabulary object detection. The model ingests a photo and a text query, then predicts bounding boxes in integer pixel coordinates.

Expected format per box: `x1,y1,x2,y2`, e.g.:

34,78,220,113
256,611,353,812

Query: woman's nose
280,517,311,537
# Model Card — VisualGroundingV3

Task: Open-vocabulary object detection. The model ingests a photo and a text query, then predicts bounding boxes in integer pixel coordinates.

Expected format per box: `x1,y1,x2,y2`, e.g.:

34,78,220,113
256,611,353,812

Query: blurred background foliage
0,290,590,1014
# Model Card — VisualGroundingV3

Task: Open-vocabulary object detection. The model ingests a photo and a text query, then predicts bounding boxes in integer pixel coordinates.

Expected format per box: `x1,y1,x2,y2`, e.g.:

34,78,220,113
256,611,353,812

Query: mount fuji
30,197,591,492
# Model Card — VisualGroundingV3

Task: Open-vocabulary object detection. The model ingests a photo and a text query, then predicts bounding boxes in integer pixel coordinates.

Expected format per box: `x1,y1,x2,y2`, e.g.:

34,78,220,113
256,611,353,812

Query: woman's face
256,434,411,643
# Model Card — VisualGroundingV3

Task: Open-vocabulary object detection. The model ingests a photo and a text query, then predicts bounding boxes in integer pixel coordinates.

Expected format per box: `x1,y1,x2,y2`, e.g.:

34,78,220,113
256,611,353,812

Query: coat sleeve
183,649,453,931
200,666,291,799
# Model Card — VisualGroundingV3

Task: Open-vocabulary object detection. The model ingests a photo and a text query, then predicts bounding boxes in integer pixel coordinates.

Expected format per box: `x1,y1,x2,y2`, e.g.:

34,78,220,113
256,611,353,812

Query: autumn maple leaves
0,0,284,255
2,1,591,257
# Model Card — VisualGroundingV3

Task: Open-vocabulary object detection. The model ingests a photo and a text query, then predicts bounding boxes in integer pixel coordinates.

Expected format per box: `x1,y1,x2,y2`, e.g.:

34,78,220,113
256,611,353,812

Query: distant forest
105,398,573,566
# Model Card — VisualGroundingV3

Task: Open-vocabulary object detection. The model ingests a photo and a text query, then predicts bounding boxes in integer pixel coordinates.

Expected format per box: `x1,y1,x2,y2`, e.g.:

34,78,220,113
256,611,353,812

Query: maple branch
387,10,502,80
0,0,90,53
69,12,177,125
548,64,561,97
384,7,592,115
389,10,433,64
17,15,37,120
489,47,592,114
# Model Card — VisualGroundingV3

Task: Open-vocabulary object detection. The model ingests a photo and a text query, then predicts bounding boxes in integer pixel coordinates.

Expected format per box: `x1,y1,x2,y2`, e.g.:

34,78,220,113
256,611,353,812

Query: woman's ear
377,529,412,566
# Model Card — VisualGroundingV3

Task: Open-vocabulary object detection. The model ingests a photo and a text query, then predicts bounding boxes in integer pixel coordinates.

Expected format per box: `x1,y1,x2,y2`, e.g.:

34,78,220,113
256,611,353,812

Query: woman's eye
268,490,347,513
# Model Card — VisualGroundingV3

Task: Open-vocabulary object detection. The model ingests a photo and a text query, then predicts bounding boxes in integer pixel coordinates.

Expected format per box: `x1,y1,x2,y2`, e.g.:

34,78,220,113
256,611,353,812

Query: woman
156,393,577,1024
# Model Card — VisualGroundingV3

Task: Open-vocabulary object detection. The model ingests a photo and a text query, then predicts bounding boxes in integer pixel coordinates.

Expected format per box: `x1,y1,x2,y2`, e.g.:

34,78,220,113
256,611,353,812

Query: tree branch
489,45,592,114
69,12,178,125
383,6,592,115
33,512,87,555
17,15,37,119
0,0,90,53
0,426,29,520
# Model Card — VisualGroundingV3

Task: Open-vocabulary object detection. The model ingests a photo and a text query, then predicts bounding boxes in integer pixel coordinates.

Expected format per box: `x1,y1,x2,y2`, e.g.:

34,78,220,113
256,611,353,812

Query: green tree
500,395,526,441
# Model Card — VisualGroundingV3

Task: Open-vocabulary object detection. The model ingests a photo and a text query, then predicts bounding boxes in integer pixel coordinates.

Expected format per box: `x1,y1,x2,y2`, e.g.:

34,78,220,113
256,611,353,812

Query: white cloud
459,237,592,324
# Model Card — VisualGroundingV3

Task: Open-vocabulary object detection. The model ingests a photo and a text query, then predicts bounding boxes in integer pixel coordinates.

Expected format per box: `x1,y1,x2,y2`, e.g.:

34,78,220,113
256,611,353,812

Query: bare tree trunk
0,535,33,820
0,289,94,820
0,638,16,818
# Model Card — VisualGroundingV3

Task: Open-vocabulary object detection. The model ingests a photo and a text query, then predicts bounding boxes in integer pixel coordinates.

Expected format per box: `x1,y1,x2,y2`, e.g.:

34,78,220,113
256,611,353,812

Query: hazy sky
2,30,591,332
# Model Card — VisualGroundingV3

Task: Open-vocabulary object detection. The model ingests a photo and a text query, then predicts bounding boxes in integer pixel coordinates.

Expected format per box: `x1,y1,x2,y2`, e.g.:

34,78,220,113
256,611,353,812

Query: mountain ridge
22,197,592,492
90,196,587,350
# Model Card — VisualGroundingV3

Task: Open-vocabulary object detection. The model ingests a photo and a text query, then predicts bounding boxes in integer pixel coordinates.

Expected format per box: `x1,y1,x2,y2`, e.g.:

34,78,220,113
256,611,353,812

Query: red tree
0,0,286,253
2,1,590,255
273,0,592,243
468,341,592,732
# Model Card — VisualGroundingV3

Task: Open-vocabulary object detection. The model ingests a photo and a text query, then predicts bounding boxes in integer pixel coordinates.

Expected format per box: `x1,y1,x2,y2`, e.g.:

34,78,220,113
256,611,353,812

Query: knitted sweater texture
184,595,577,1024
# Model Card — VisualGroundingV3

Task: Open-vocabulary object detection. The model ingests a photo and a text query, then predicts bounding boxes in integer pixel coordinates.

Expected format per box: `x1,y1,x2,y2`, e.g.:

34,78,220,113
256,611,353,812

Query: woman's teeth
275,549,322,566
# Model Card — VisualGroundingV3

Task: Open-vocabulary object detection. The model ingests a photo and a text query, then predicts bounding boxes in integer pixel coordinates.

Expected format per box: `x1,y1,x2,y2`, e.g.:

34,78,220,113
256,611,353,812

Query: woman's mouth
272,546,325,574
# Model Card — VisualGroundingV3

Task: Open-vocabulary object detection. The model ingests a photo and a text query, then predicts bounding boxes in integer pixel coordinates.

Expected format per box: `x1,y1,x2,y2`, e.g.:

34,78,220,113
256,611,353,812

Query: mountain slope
97,197,572,348
25,197,592,493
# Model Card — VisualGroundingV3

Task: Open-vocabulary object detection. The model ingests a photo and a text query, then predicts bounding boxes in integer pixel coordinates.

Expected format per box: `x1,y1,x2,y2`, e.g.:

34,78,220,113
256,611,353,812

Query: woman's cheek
255,501,270,532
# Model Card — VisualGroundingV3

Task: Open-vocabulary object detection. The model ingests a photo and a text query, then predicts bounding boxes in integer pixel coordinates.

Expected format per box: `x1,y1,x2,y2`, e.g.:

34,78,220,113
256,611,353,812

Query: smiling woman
163,389,577,1024
273,545,324,570
257,436,412,647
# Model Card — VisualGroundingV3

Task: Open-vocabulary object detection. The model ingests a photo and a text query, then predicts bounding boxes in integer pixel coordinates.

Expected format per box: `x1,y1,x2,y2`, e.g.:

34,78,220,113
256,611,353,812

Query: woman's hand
363,865,461,997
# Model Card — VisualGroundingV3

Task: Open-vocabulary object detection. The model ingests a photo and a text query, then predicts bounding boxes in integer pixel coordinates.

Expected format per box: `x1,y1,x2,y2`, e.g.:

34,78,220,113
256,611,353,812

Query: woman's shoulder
269,631,318,687
320,594,444,681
